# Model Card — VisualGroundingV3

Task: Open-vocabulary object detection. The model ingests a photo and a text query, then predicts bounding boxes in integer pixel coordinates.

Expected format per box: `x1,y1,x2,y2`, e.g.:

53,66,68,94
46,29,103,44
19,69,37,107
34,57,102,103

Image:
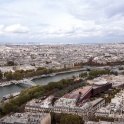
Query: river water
0,71,84,100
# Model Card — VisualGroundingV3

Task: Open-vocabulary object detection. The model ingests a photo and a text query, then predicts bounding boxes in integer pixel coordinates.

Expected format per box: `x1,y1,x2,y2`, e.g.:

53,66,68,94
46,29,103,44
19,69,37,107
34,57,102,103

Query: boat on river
49,73,56,76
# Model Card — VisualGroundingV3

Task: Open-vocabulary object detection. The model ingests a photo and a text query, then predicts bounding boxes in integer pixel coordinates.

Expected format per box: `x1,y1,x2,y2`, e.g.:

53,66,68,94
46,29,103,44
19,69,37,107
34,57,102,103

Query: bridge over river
11,79,37,86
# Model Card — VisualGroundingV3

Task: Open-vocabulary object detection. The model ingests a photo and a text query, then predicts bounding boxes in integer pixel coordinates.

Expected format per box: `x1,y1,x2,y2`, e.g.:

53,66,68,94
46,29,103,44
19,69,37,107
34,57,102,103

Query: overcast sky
0,0,124,44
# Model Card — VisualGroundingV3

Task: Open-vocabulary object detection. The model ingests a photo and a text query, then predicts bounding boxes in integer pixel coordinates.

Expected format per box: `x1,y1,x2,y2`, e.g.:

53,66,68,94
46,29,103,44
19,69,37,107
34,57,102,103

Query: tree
119,67,124,70
0,70,3,80
8,95,14,101
2,102,16,114
7,61,15,66
110,71,118,76
72,75,76,79
60,114,83,124
79,72,87,77
13,72,22,80
4,71,13,81
87,75,94,80
51,113,84,124
0,100,4,105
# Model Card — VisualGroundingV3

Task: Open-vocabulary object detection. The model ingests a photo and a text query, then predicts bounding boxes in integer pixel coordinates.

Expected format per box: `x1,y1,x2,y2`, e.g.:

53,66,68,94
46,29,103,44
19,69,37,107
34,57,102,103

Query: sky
0,0,124,44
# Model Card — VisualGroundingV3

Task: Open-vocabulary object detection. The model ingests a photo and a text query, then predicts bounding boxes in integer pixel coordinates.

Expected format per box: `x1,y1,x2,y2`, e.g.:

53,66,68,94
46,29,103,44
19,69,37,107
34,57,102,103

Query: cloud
0,0,124,43
5,24,28,33
0,25,4,30
0,25,4,36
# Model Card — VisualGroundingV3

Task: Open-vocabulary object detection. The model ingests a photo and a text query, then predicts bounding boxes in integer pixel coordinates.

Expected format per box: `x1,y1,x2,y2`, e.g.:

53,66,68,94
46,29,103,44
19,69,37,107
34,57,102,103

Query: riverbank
30,68,86,80
0,68,86,87
2,92,20,100
0,81,12,87
0,70,84,100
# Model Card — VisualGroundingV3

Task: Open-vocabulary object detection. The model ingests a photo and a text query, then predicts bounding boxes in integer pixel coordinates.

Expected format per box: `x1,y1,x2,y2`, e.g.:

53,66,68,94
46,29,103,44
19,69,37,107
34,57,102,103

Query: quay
0,82,12,87
2,92,20,100
56,68,86,75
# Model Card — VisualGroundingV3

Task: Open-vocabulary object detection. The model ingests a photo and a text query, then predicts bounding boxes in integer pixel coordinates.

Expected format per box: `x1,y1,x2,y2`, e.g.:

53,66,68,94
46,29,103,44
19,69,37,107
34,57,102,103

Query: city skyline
0,0,124,44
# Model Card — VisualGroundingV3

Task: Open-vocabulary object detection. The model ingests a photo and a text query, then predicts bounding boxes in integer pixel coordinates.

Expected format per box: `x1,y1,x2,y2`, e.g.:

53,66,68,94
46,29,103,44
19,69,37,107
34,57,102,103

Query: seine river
0,71,84,100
